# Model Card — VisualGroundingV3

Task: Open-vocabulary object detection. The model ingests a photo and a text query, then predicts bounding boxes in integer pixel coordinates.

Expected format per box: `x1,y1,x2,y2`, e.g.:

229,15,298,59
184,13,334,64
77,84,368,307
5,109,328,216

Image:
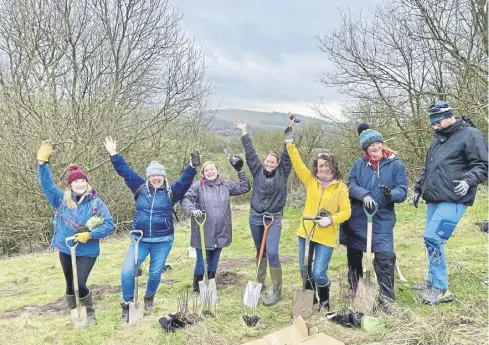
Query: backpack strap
134,183,146,201
134,182,179,222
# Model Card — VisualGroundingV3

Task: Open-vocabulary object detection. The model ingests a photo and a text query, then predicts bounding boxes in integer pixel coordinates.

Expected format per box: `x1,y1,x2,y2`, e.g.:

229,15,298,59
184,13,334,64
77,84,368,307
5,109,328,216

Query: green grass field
0,198,487,345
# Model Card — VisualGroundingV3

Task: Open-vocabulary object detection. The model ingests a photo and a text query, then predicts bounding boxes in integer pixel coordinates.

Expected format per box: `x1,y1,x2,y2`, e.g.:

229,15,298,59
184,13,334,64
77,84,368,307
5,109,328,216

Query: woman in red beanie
37,140,115,325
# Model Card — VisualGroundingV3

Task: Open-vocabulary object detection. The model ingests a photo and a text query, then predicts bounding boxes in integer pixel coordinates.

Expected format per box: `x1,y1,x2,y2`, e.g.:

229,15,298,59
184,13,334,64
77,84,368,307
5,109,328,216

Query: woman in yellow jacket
285,124,351,311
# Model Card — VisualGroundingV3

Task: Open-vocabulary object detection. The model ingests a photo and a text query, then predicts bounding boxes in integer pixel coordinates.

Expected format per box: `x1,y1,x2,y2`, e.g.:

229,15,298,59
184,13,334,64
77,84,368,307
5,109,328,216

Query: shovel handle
195,212,209,280
65,236,78,248
363,206,376,280
257,215,274,260
130,230,143,243
301,217,318,289
363,204,378,221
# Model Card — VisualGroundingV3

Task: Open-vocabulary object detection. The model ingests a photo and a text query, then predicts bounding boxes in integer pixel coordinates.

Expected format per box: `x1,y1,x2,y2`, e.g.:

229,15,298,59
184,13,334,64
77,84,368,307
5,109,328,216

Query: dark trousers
347,247,396,302
59,252,97,298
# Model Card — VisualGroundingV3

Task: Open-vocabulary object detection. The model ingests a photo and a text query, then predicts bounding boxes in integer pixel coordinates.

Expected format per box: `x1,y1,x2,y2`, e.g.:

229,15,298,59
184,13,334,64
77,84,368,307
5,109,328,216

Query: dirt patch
161,277,179,285
218,256,294,271
0,283,120,320
215,271,240,288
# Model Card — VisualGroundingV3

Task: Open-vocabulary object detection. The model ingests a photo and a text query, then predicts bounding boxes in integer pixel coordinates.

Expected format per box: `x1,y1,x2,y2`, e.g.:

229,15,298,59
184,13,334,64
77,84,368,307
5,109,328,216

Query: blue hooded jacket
110,154,196,240
38,163,114,257
340,153,408,252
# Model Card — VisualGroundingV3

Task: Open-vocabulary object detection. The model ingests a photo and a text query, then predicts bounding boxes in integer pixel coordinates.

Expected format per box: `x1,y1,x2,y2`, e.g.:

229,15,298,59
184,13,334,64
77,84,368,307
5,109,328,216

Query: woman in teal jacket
37,140,115,325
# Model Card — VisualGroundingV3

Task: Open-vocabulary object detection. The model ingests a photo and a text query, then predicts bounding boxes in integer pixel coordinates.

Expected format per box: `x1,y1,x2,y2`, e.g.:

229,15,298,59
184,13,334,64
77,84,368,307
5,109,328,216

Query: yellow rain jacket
287,143,351,248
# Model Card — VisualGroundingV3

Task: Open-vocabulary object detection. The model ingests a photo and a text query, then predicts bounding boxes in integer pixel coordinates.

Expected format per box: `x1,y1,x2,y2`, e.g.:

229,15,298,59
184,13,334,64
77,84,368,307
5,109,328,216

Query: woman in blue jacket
340,128,407,311
103,137,197,321
37,140,115,325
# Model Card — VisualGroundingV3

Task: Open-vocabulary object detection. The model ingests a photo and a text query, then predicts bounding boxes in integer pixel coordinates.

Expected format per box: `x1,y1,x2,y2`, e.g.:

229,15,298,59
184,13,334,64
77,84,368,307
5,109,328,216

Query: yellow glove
37,140,54,162
74,232,92,243
85,216,104,231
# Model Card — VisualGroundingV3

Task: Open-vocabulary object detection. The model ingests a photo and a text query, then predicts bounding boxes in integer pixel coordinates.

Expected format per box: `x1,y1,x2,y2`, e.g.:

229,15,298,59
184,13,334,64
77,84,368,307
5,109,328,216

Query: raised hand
103,136,117,156
37,140,54,162
232,120,247,135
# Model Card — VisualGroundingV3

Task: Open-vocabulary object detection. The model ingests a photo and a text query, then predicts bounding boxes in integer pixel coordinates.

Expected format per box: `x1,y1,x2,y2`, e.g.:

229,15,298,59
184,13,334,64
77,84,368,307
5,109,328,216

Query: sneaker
420,288,455,304
412,282,431,291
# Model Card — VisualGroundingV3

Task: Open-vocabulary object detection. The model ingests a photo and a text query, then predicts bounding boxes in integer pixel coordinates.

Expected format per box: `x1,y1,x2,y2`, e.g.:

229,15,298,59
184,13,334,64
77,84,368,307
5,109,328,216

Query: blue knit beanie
428,101,454,124
146,161,166,178
360,129,384,151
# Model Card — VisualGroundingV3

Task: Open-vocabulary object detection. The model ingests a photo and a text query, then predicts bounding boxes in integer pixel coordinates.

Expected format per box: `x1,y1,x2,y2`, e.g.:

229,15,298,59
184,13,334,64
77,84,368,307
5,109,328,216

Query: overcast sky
174,0,380,118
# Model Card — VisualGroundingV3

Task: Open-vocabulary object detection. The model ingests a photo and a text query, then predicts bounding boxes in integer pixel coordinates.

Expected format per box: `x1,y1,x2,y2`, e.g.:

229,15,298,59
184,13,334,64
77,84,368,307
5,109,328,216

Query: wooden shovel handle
257,215,274,260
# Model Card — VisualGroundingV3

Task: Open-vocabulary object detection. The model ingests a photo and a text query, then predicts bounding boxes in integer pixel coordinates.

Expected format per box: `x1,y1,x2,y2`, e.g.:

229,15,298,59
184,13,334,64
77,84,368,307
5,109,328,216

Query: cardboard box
241,316,344,345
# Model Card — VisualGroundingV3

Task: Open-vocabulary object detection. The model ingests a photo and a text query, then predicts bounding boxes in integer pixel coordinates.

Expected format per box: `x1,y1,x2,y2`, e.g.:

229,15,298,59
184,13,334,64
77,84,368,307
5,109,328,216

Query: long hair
63,184,93,209
312,153,342,180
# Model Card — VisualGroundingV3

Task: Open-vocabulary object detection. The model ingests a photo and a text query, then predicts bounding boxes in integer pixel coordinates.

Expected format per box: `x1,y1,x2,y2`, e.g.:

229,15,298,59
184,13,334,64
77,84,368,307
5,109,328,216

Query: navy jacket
110,154,196,239
340,153,408,252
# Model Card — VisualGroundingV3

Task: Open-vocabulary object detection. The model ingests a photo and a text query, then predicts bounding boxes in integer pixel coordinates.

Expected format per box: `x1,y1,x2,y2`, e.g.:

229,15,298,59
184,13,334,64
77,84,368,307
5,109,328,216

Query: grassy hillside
207,109,327,135
0,198,487,345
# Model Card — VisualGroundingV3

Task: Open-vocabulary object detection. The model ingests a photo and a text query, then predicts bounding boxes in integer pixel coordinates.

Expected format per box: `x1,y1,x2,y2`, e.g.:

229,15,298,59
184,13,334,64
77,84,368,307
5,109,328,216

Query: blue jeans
194,248,223,275
424,203,466,290
298,237,333,287
121,237,174,302
249,215,282,268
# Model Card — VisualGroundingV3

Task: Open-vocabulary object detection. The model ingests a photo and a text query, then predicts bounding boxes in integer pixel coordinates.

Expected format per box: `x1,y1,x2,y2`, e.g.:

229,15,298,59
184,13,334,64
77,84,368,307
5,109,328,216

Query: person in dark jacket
340,128,408,310
412,101,488,304
103,137,197,321
37,140,115,325
233,117,293,306
182,160,250,295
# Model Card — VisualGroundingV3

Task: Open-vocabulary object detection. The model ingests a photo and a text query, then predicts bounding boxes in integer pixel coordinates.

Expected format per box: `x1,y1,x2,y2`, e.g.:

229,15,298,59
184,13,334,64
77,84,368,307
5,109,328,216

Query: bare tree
316,0,487,184
0,0,211,254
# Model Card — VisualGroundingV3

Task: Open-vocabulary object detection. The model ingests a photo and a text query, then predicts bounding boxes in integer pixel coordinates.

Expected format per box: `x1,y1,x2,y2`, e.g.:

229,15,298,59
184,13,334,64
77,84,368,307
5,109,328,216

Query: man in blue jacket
104,137,197,321
412,101,488,304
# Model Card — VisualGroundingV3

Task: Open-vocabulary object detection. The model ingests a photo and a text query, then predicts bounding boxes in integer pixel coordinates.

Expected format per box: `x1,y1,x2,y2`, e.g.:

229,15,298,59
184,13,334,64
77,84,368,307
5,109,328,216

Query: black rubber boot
193,274,204,296
79,292,96,325
208,271,216,279
120,301,130,323
144,295,154,313
317,281,331,312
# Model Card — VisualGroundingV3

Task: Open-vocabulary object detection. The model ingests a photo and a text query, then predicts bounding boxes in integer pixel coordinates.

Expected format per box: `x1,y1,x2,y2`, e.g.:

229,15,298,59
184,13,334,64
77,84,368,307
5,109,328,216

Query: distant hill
207,108,327,136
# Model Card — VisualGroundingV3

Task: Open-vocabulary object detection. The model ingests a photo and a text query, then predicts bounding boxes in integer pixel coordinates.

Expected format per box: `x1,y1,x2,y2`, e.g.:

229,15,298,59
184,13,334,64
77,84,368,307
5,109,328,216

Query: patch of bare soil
215,271,240,288
0,283,120,319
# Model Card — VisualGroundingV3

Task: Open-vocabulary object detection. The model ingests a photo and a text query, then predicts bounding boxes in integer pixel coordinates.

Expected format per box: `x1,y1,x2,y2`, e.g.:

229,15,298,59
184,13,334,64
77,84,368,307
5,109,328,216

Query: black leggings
59,252,97,298
347,247,396,302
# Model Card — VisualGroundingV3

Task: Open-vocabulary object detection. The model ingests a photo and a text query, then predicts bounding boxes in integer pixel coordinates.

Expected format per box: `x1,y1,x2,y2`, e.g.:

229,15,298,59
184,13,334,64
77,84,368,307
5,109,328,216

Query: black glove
363,195,377,210
379,185,392,202
229,154,244,171
190,151,201,167
289,113,302,123
413,191,420,208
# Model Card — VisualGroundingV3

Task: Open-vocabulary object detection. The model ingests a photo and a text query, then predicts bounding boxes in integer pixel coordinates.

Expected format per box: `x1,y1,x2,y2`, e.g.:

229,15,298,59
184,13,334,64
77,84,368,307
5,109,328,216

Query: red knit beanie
67,164,88,184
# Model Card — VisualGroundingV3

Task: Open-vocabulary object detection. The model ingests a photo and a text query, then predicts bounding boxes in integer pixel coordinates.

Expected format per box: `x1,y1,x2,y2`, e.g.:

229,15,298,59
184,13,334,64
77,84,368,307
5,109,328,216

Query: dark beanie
357,123,370,135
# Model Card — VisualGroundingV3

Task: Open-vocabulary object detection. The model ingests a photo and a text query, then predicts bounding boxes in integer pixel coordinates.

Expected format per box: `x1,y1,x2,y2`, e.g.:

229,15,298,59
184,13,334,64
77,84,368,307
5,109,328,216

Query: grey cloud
174,0,380,111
